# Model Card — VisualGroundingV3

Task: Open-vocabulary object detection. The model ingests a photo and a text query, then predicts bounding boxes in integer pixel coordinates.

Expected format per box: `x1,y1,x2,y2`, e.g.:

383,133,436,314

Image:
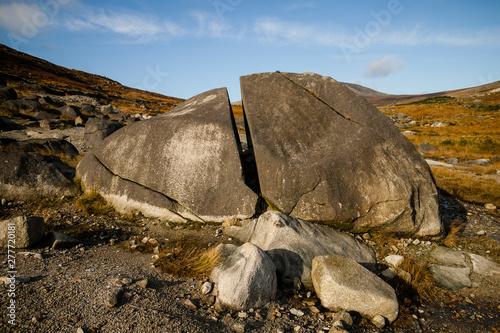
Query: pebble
76,328,84,333
233,323,246,332
371,315,386,329
183,299,197,309
484,203,496,210
476,230,486,236
201,281,213,295
238,311,249,319
106,287,123,307
135,279,148,289
290,308,305,317
412,239,421,245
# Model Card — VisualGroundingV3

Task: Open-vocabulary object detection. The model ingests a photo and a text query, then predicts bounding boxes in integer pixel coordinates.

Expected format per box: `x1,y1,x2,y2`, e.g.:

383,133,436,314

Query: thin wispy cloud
364,55,405,78
254,18,500,48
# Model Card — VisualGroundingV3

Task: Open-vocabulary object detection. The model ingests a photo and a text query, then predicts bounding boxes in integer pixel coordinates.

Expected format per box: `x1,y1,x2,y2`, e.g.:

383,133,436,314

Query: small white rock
201,281,213,295
385,255,404,269
484,203,496,210
476,230,486,236
290,308,305,317
371,315,386,329
412,239,421,245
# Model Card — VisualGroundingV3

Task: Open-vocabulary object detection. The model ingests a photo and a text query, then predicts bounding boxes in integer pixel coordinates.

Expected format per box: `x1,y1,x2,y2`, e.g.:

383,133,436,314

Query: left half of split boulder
76,88,258,223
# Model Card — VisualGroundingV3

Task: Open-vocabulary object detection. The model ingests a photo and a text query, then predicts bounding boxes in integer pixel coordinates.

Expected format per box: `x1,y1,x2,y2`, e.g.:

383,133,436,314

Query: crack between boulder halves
91,153,204,222
279,72,380,133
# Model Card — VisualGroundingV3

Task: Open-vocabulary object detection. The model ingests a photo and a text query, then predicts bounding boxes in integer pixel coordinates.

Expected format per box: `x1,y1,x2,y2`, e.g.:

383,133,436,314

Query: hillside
343,80,500,107
0,44,184,115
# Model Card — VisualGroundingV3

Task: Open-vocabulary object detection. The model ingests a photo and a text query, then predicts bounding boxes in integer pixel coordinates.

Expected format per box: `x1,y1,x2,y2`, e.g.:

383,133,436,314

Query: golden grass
431,166,500,207
441,219,466,248
396,257,435,301
76,191,115,215
155,237,222,279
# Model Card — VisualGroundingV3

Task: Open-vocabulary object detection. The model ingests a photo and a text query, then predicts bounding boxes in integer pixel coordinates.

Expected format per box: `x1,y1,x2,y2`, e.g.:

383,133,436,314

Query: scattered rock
2,99,43,113
201,281,213,295
464,159,493,166
484,203,496,210
0,216,45,248
331,310,353,328
211,243,277,310
419,142,438,152
429,246,467,267
240,72,441,237
106,287,123,307
222,216,240,227
0,151,80,200
0,138,79,159
431,122,449,127
224,211,376,288
83,118,125,149
135,279,149,289
445,158,459,164
371,315,386,329
312,255,399,323
49,232,79,249
290,308,304,317
382,267,397,279
0,86,17,101
183,299,197,309
467,253,500,276
429,265,471,290
385,255,404,268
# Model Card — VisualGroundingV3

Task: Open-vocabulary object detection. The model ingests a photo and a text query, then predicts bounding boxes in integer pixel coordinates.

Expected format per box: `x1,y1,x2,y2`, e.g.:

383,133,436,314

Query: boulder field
77,72,443,237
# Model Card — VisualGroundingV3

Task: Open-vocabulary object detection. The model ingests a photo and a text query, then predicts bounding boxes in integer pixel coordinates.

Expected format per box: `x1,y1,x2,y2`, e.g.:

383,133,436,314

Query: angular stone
83,118,124,149
429,246,467,267
211,243,277,310
224,211,376,289
58,105,80,120
240,72,441,237
49,232,79,249
467,253,500,276
0,216,45,248
429,265,472,290
312,255,399,323
384,255,404,269
0,151,80,200
77,88,258,222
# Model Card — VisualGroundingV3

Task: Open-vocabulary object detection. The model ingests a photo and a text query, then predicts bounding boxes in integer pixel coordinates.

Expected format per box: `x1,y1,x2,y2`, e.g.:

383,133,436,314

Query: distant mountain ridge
342,80,500,107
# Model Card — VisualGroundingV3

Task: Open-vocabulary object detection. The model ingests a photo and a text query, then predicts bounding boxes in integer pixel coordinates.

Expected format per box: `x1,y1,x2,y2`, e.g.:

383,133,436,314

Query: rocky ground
1,192,499,333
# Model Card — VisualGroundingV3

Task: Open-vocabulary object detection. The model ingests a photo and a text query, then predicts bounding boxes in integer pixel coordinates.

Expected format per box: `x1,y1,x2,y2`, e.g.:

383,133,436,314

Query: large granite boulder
77,88,258,222
224,211,376,289
312,255,399,323
240,72,442,237
211,243,277,310
0,151,80,200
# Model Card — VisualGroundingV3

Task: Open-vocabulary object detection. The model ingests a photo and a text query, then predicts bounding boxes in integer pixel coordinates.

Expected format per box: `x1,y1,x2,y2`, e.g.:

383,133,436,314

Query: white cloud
0,2,47,35
364,55,404,78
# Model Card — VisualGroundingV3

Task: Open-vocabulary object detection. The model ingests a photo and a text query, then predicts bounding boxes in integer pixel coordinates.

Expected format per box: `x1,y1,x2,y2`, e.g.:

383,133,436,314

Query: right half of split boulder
240,72,442,237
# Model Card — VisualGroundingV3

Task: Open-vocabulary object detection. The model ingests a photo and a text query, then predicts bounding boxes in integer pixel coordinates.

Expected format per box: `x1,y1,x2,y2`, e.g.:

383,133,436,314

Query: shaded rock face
0,138,79,159
77,88,258,222
312,255,399,323
211,243,277,310
0,151,80,200
224,211,376,289
0,216,45,249
240,72,441,237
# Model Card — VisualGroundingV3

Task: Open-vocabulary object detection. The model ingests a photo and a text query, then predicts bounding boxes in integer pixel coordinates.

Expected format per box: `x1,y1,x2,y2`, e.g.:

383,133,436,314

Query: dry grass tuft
369,230,401,258
391,256,436,303
441,219,466,248
155,237,222,279
76,191,115,216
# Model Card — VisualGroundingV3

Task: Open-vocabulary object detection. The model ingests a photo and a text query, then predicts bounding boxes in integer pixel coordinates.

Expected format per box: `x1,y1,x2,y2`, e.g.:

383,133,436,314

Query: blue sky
1,0,499,101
